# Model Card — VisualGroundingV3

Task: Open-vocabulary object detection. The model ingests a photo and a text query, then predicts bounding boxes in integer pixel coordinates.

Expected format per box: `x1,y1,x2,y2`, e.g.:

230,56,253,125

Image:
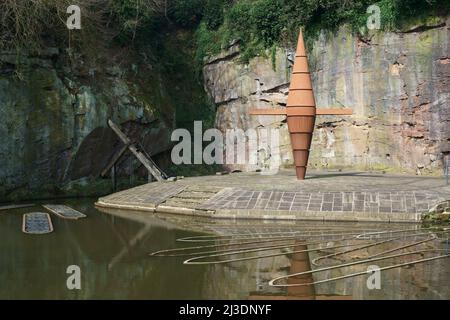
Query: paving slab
95,170,450,223
96,182,187,212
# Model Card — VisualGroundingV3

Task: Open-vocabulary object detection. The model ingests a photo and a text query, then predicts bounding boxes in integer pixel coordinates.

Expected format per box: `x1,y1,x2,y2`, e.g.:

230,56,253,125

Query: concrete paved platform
95,170,450,223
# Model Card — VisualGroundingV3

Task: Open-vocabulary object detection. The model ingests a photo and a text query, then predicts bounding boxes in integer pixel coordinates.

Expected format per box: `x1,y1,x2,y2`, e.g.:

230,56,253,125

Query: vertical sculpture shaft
287,30,316,180
249,30,351,180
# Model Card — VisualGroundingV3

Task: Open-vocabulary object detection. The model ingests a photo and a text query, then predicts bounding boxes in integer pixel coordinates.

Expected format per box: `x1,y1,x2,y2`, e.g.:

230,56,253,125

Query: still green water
0,199,449,299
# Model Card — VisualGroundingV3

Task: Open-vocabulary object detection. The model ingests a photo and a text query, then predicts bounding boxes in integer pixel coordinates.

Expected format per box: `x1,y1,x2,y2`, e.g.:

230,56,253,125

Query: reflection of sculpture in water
285,240,316,299
248,240,351,300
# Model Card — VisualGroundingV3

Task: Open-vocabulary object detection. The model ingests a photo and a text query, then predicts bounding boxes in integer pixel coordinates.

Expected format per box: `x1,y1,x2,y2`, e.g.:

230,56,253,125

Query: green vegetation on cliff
191,0,450,64
0,1,218,200
2,0,448,68
0,0,216,129
1,0,449,200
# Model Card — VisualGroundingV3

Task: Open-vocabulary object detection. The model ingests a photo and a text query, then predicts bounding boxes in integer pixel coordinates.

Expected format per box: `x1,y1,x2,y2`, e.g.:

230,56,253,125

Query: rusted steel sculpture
250,30,353,180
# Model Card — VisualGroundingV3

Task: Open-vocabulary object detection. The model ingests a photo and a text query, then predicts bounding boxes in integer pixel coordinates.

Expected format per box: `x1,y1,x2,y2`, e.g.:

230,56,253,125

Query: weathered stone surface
204,18,450,175
422,200,450,223
309,20,450,174
97,182,186,210
203,45,294,172
95,170,450,223
0,51,173,200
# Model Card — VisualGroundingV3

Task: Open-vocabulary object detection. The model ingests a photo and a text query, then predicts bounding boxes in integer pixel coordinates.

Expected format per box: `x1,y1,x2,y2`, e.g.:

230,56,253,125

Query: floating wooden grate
22,213,54,234
43,204,86,220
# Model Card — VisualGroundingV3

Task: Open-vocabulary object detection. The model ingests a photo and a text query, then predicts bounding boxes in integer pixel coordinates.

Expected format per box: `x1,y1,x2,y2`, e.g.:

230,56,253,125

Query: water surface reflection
0,199,448,299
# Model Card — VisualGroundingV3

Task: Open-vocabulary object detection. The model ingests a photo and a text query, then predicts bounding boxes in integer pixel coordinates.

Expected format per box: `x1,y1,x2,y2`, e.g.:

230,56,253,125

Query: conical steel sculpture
287,31,316,180
250,30,353,180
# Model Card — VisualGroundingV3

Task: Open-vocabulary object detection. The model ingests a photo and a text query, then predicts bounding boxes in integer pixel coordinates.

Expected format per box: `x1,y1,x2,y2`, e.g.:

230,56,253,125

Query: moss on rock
421,200,450,224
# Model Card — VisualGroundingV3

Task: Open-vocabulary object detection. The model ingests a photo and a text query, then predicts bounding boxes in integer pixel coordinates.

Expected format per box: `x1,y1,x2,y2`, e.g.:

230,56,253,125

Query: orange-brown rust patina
250,30,353,180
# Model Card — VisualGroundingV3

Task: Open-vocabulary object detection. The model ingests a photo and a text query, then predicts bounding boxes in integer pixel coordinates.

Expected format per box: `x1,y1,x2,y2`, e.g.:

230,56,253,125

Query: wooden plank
286,106,316,116
43,204,86,220
111,164,117,192
250,108,353,116
316,108,353,115
108,119,165,182
249,108,287,116
101,143,129,177
0,204,34,211
22,213,53,234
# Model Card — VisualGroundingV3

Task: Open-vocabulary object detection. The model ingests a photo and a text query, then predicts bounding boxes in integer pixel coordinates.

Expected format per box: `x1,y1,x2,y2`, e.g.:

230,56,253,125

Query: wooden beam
249,108,353,116
286,107,315,116
249,108,287,115
108,119,165,182
316,108,353,115
0,204,34,211
101,143,129,178
111,164,117,192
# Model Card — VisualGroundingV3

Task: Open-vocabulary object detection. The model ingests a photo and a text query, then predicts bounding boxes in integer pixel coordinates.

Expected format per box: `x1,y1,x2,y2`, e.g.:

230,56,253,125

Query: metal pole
111,164,117,192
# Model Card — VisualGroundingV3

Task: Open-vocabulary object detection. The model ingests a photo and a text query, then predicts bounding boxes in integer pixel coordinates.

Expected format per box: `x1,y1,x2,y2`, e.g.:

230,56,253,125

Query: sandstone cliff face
203,17,450,175
0,49,174,201
203,44,295,172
